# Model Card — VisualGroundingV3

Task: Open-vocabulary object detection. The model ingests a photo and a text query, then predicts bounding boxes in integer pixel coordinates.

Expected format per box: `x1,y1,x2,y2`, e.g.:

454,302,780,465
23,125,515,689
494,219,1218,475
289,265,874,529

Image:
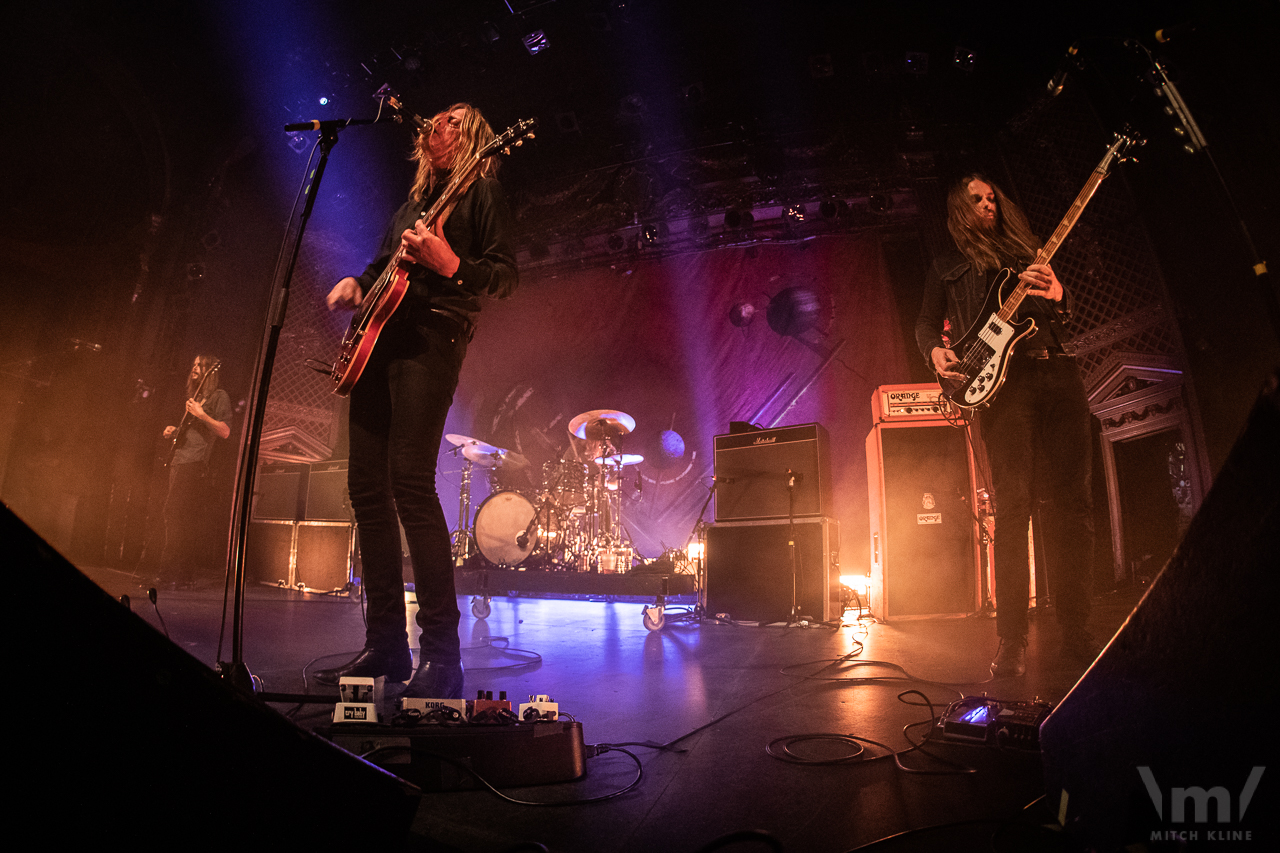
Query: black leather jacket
914,248,1074,367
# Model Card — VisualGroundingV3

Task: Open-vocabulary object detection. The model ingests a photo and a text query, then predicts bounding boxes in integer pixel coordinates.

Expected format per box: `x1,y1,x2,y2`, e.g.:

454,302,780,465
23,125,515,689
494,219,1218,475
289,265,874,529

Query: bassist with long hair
915,174,1096,677
158,354,231,588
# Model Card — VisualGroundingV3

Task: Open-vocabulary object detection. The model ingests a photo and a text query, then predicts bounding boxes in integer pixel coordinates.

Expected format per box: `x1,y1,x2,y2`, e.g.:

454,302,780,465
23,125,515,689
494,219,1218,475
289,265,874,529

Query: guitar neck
996,165,1112,323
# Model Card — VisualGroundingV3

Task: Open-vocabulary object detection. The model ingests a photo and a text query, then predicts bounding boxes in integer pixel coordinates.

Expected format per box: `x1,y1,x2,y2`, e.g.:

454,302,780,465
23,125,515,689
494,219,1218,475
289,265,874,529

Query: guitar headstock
481,118,538,159
1103,128,1146,171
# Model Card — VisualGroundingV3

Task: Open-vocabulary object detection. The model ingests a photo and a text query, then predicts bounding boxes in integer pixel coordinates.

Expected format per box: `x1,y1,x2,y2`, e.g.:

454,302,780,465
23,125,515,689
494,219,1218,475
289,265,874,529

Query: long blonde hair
409,103,499,202
946,174,1041,272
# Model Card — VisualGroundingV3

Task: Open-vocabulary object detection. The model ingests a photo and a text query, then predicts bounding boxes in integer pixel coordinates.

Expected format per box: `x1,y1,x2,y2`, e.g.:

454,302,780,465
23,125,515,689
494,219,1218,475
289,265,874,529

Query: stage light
319,96,330,106
840,575,869,595
686,541,704,562
784,204,806,224
607,233,626,252
869,193,893,214
522,29,550,55
640,224,660,245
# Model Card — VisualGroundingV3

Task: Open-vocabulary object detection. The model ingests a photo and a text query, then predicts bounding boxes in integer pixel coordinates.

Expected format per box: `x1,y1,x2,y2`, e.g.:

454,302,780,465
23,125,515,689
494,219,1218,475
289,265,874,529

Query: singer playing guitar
317,103,518,700
915,174,1096,678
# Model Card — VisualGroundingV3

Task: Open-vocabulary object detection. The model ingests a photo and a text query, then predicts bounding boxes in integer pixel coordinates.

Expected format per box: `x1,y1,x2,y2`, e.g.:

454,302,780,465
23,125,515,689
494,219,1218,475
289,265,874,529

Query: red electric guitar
329,117,537,396
939,131,1142,409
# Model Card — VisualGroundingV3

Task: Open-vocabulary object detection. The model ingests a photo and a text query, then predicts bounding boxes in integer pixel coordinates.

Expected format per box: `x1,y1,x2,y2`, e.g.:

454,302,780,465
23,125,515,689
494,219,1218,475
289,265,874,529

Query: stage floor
82,563,1143,852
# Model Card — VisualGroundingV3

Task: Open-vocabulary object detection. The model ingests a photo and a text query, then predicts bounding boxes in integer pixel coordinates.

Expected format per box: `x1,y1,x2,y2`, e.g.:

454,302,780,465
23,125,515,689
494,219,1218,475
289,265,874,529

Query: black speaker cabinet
706,517,840,623
865,419,979,620
247,520,352,591
1039,375,1279,850
252,461,308,520
8,502,418,845
306,459,351,521
713,423,832,521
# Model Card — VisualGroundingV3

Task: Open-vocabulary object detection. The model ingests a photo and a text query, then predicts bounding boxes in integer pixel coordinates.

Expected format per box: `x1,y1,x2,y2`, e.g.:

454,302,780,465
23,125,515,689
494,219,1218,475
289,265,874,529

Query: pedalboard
935,695,1054,751
322,719,587,791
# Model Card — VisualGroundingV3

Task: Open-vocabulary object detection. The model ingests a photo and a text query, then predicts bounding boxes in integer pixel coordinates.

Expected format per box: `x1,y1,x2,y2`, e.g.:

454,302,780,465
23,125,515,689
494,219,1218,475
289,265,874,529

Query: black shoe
991,637,1027,677
401,661,464,700
314,647,413,687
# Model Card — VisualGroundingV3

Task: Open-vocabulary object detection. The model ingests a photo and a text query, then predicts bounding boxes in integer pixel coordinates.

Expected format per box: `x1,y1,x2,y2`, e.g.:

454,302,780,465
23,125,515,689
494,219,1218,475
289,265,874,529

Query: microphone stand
1129,40,1278,342
215,120,373,694
785,469,801,625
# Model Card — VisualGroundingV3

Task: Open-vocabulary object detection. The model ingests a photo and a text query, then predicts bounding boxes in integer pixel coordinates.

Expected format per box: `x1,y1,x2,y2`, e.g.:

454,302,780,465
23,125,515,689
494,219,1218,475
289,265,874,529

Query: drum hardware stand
450,450,476,567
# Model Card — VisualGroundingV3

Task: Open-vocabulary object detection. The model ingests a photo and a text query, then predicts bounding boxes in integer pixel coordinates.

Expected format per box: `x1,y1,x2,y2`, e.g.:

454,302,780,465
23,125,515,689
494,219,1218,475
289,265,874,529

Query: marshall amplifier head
713,423,832,522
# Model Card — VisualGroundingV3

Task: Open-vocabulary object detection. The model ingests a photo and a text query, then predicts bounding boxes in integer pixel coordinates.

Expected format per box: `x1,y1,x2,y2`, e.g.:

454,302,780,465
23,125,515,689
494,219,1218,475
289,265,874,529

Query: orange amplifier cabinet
865,386,980,621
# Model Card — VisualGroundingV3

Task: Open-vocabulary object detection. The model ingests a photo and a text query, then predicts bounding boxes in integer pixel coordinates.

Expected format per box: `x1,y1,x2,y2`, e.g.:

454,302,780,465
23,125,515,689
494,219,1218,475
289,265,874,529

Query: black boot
401,661,464,700
991,636,1027,677
314,646,413,686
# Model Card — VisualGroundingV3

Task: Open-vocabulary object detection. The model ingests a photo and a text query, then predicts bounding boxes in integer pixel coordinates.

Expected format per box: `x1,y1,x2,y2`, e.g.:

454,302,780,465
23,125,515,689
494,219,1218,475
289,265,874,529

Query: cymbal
462,445,505,467
444,433,498,454
499,449,531,469
569,409,636,440
462,444,530,469
594,453,644,467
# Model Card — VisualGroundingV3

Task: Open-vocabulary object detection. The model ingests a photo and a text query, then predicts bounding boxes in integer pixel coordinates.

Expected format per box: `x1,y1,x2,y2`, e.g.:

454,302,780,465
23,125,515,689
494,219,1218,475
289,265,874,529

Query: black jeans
981,356,1094,641
161,462,207,583
347,311,468,664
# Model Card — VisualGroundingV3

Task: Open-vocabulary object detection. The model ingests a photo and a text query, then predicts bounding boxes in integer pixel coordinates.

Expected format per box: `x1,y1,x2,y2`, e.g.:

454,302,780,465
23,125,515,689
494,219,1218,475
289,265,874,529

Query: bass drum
474,491,563,567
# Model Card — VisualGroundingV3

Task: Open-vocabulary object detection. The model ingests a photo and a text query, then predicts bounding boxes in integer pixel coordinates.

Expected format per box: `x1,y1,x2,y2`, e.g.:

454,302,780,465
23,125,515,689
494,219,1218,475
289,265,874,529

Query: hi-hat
569,409,635,440
594,453,644,467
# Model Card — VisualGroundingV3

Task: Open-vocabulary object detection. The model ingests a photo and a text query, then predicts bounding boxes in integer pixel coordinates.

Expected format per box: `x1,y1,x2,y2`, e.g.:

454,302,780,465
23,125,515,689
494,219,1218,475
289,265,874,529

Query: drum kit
447,409,643,573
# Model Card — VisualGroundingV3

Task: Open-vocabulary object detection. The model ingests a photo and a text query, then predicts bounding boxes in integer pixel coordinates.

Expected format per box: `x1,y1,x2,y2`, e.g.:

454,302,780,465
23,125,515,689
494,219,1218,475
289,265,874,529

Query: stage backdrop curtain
445,232,914,566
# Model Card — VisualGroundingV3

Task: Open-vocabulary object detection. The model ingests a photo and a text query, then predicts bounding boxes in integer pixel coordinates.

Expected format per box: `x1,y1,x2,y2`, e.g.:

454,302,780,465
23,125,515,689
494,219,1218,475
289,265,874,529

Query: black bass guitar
939,131,1141,409
164,360,221,467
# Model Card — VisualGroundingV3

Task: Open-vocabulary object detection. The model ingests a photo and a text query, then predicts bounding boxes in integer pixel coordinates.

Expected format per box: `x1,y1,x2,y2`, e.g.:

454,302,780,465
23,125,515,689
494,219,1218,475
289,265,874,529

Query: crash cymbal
594,453,644,467
568,409,636,440
462,445,506,467
446,434,500,454
461,444,530,470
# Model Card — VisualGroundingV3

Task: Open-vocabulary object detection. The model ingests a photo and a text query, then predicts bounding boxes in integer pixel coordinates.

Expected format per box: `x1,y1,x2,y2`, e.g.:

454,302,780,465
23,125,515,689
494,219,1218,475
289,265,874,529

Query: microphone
516,533,529,549
283,115,404,133
1046,42,1081,97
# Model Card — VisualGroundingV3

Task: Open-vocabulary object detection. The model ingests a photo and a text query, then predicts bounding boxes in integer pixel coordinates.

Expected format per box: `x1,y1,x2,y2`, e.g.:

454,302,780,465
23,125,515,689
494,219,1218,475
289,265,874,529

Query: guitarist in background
318,104,518,699
159,354,231,588
915,174,1096,677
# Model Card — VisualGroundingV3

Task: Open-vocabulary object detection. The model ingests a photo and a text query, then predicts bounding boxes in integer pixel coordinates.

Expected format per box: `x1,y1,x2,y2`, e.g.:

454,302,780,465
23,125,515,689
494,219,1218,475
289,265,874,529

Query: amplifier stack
865,385,980,620
707,423,840,623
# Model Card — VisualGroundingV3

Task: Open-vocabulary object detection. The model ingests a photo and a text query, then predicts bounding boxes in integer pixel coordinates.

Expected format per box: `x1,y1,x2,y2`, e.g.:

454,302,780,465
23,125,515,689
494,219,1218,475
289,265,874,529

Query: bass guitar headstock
1103,127,1146,172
